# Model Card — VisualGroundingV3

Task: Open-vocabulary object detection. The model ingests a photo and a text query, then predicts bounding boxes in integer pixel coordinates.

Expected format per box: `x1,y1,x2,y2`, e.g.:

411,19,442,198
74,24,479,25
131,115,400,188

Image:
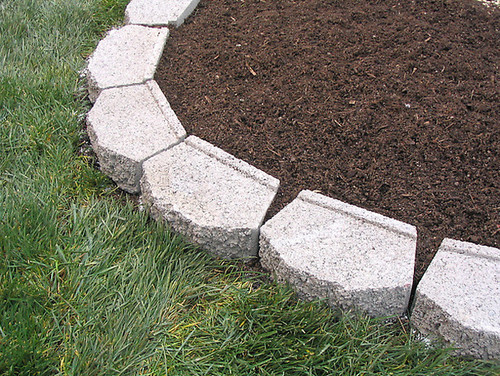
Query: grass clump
0,0,499,374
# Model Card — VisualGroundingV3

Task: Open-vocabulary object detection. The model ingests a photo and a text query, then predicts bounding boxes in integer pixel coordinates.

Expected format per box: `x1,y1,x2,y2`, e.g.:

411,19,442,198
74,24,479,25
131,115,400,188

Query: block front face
86,25,168,101
141,136,279,259
412,239,500,360
125,0,201,27
260,190,416,317
86,82,185,193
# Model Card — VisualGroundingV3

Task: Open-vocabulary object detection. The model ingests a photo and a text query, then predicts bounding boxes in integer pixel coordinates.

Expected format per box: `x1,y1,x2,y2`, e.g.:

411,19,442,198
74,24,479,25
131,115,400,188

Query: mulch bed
155,0,499,280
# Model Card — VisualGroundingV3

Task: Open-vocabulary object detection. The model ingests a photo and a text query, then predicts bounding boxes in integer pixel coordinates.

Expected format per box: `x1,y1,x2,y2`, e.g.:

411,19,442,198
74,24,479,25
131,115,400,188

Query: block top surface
87,81,185,162
261,190,417,290
87,25,168,90
298,190,416,238
439,238,500,261
142,136,279,228
417,239,500,334
125,0,201,27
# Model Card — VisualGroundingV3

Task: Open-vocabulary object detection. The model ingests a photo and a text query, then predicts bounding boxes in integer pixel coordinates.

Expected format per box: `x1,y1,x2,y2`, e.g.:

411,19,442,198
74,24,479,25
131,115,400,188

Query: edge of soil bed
155,0,500,283
84,0,500,360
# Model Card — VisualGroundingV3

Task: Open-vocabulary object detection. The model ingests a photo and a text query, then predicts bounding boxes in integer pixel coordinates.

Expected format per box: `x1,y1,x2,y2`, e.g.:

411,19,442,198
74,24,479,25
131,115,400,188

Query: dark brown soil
156,0,500,280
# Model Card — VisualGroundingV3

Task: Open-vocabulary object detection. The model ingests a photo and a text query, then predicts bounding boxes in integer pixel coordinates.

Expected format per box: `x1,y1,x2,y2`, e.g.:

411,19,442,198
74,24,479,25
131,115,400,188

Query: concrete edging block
140,136,279,259
412,239,500,360
125,0,201,27
260,190,417,318
86,80,186,193
86,25,168,102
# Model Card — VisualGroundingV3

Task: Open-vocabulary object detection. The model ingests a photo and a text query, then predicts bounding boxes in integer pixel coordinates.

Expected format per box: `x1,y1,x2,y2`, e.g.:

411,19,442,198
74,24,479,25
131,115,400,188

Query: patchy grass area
0,0,498,374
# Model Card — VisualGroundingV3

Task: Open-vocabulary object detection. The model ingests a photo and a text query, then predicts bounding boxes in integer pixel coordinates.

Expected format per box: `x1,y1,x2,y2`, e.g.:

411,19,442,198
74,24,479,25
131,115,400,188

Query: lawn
0,0,498,374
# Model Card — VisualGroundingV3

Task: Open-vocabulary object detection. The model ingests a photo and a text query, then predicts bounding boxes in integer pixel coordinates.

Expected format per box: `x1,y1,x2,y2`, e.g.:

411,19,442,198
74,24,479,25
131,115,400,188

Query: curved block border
84,0,500,359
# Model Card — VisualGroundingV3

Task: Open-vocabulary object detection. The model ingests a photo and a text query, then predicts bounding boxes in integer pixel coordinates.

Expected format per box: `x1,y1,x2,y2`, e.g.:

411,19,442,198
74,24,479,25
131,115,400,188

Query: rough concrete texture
412,238,500,360
140,136,279,259
260,190,417,317
86,25,168,102
125,0,201,27
86,81,186,193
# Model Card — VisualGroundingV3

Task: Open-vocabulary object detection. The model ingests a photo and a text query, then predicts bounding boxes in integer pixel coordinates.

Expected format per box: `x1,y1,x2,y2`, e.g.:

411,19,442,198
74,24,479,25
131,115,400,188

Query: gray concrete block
86,80,186,193
412,238,500,360
260,190,417,317
140,136,279,259
125,0,201,27
86,25,168,102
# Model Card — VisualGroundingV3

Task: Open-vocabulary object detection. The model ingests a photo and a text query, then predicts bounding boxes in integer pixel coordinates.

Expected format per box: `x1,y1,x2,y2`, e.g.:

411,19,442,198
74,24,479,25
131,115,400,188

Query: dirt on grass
155,0,500,280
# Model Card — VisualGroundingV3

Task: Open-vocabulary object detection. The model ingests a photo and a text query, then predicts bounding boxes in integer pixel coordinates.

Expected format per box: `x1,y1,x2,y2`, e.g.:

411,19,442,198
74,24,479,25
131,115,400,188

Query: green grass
0,0,498,374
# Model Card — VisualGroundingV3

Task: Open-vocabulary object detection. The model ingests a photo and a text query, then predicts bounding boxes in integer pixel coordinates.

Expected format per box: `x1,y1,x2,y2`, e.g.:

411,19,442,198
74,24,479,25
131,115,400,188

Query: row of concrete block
84,0,500,360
